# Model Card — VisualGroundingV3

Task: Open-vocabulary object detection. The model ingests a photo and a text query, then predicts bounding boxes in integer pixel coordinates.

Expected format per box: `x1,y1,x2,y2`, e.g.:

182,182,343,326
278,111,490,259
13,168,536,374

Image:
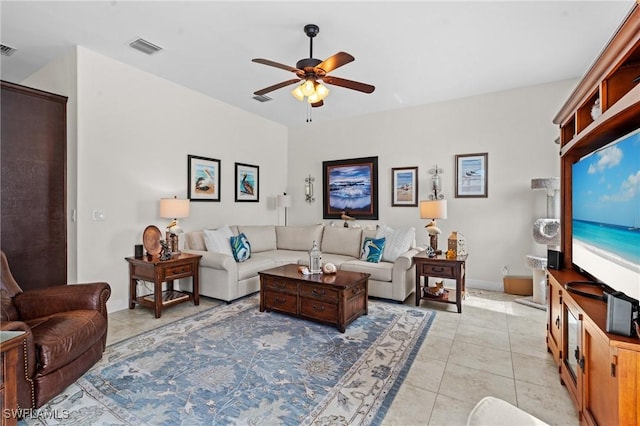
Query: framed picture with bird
235,162,259,202
188,155,221,202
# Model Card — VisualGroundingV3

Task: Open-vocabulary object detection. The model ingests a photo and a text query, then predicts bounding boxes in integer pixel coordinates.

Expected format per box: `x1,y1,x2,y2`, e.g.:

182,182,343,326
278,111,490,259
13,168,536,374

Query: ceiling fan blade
316,52,354,75
252,58,302,74
254,79,301,96
321,76,375,94
311,100,324,108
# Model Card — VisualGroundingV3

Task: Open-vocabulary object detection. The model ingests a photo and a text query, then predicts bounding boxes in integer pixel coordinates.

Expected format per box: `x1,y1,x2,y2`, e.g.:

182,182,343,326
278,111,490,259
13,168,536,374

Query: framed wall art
391,166,418,207
235,162,259,202
455,152,488,198
322,156,378,220
188,155,221,202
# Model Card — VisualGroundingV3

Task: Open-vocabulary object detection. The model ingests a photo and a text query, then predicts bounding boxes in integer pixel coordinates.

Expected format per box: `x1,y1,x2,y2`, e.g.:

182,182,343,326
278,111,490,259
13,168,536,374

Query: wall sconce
159,196,190,254
305,175,315,203
428,165,444,200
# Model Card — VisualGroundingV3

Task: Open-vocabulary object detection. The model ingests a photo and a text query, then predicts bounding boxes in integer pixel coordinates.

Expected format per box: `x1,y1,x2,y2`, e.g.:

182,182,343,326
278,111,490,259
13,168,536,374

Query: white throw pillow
376,224,415,262
203,225,234,256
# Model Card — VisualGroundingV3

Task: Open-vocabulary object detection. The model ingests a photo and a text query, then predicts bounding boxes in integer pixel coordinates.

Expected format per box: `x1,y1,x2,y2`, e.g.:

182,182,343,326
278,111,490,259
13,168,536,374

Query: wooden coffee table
258,264,370,333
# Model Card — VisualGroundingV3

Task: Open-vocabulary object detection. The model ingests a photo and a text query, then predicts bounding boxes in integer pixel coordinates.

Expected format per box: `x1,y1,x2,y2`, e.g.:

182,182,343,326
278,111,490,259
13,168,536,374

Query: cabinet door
547,275,563,364
615,348,638,426
581,320,617,426
560,300,582,411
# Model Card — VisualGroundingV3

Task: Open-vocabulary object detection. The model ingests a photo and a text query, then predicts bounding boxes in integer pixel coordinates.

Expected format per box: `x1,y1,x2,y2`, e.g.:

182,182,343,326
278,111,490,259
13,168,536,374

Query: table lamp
159,196,190,253
420,199,448,254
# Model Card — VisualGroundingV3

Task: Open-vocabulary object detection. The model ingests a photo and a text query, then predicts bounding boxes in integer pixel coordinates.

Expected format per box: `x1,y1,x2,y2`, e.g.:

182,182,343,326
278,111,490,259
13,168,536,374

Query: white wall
287,79,576,290
22,44,577,306
24,47,288,312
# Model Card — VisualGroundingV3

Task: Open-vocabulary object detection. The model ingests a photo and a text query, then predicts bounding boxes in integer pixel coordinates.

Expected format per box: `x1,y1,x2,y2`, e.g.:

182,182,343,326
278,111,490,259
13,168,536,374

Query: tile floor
107,289,579,426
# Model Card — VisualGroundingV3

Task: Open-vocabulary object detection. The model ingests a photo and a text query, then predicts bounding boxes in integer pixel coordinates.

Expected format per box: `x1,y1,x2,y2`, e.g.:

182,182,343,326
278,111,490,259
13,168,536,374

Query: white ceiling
0,1,634,127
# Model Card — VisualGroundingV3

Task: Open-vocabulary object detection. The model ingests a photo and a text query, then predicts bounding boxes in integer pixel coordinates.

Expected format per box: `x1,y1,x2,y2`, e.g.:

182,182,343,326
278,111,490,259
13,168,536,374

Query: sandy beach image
573,239,640,299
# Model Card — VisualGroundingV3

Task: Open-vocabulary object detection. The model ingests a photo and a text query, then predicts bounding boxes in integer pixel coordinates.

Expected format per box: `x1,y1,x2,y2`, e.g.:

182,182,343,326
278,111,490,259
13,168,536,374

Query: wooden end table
414,251,467,313
1,331,27,426
125,252,202,318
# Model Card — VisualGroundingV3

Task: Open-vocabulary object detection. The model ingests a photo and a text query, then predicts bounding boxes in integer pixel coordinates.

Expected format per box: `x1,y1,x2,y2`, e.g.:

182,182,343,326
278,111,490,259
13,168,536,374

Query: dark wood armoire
1,81,68,290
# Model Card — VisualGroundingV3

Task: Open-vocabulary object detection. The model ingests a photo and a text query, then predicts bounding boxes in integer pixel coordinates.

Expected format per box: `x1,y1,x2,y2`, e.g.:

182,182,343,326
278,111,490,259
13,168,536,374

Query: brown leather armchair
0,251,111,409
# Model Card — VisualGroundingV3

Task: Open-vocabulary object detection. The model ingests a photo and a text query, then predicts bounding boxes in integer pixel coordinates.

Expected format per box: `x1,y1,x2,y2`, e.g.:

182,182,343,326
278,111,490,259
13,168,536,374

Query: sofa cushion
361,237,386,263
26,310,107,375
276,225,324,251
230,233,251,262
256,250,308,266
303,253,355,267
184,231,206,251
340,260,394,282
237,225,277,253
376,224,415,262
321,226,363,258
236,255,276,281
203,226,234,256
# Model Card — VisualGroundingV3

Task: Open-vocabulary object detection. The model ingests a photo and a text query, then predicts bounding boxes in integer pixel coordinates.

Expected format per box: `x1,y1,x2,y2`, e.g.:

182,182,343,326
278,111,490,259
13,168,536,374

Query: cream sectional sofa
183,224,422,303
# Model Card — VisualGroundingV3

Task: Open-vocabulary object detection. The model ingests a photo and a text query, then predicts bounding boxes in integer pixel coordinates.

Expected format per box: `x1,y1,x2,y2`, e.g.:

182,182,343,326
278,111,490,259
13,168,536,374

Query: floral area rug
21,296,434,426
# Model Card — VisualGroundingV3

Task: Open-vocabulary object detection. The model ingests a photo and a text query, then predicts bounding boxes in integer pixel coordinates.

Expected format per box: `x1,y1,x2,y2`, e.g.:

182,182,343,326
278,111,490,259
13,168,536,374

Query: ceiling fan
252,24,375,108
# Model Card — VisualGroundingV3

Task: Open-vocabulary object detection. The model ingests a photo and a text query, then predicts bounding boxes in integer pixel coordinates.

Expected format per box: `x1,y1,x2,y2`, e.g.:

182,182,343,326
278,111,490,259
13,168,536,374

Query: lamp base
429,235,442,255
166,232,180,254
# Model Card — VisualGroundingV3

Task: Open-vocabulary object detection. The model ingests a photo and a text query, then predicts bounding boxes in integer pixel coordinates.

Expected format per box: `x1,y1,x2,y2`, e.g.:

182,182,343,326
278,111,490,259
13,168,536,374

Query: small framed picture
188,155,221,202
391,167,418,207
455,153,488,198
235,162,259,202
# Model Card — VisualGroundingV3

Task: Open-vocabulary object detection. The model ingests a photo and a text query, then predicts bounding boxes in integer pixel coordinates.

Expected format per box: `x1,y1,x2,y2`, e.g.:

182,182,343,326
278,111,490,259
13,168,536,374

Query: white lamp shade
420,199,447,220
160,198,190,219
276,194,292,208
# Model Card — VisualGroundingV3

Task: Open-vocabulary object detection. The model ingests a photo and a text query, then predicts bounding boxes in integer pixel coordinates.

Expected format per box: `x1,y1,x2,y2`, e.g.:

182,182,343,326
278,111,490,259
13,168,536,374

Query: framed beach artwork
322,156,378,220
188,155,221,202
235,162,259,202
391,167,418,207
455,153,488,198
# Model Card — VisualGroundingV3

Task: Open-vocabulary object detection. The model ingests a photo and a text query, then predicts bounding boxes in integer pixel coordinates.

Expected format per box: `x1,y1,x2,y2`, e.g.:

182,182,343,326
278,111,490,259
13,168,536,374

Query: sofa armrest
14,282,111,321
183,249,238,272
394,247,424,271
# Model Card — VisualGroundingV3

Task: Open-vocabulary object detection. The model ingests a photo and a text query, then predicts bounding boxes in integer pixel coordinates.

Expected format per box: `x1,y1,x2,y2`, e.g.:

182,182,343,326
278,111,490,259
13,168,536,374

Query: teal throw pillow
360,237,385,263
230,233,251,262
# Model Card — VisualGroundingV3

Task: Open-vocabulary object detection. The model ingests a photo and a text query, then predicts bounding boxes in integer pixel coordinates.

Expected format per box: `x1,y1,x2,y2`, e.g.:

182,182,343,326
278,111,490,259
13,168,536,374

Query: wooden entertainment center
548,4,639,426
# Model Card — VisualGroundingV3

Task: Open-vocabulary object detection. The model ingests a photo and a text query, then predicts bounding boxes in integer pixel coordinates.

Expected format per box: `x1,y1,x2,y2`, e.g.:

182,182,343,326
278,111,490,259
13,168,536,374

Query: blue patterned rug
22,296,434,425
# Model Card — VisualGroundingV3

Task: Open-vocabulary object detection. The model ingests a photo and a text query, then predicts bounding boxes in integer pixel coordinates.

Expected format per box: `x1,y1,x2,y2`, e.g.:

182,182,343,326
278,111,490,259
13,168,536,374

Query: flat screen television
572,127,640,300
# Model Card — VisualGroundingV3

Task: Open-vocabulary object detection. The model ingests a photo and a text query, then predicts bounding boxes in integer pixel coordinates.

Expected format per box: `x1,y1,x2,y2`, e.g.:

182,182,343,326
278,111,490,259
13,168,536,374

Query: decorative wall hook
305,174,315,203
428,165,444,200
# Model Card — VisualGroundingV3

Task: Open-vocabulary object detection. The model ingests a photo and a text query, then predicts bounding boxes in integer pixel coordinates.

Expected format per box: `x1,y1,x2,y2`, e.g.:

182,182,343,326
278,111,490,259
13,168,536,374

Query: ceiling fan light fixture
315,82,329,100
291,85,305,101
301,79,316,97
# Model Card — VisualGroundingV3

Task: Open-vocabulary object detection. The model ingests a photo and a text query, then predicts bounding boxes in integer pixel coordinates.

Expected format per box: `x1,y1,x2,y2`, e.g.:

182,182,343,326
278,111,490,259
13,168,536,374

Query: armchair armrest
14,282,111,321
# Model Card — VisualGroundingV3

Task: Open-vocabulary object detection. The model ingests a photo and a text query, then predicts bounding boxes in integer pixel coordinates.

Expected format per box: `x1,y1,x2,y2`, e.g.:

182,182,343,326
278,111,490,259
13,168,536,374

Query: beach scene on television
572,129,640,296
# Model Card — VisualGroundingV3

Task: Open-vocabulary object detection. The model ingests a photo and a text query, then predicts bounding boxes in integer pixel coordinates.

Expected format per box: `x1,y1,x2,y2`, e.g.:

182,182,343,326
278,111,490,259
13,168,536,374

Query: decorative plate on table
142,225,162,256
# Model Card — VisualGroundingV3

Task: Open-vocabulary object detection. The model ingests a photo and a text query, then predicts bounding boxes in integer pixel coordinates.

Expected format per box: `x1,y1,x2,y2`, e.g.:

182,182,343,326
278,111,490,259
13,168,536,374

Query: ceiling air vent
253,95,272,103
1,44,17,56
129,38,162,55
